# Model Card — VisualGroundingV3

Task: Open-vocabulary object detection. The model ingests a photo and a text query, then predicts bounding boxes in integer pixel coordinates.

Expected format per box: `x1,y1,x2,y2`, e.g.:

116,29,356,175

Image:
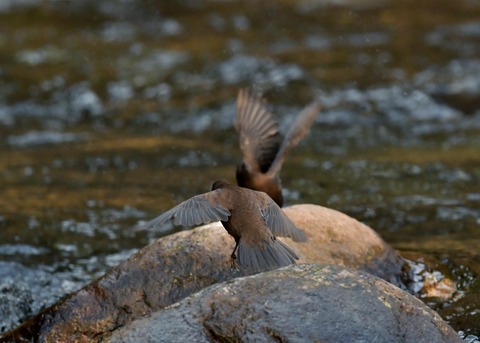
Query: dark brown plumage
138,180,307,273
235,89,321,207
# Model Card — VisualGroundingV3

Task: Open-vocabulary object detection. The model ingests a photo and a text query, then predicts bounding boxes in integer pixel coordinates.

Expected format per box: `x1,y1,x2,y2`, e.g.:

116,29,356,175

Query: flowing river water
0,0,479,338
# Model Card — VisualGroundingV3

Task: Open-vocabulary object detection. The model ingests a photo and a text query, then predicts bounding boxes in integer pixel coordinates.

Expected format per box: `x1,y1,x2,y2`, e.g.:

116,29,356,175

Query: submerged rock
1,204,410,342
109,264,462,343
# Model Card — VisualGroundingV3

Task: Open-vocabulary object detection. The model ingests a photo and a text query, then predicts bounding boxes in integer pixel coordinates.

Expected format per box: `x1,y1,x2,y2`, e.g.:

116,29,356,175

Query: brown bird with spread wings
138,180,307,273
235,89,321,207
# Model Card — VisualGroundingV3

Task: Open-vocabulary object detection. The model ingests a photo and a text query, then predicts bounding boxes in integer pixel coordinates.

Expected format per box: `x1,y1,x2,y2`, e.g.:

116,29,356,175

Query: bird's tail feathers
237,238,299,273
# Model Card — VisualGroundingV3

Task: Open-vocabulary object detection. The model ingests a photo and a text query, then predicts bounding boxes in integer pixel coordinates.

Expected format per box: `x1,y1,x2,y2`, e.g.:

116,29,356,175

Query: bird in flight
235,88,321,207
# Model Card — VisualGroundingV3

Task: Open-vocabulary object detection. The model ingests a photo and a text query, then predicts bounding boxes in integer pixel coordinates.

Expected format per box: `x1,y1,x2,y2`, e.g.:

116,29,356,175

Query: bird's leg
230,238,240,270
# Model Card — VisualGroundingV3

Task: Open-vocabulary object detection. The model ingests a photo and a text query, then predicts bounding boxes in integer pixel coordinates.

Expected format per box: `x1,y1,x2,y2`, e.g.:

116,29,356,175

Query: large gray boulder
109,264,461,343
1,204,411,342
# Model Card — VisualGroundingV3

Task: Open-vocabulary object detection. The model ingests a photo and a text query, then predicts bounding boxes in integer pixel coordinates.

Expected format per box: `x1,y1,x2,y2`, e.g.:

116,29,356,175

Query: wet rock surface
108,264,462,343
2,204,408,342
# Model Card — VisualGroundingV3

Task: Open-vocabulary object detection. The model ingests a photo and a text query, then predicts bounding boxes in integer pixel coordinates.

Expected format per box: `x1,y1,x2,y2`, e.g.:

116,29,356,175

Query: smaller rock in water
69,84,104,119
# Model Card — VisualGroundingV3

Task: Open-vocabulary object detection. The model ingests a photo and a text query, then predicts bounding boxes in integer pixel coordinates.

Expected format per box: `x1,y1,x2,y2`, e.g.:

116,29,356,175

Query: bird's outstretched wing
255,192,308,242
136,189,231,230
267,100,321,178
235,88,282,174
